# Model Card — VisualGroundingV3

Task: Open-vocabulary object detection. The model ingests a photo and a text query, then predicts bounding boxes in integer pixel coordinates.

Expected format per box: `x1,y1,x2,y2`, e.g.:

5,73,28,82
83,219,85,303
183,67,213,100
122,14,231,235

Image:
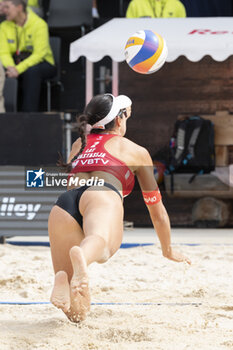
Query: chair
47,0,92,29
3,78,18,112
46,36,63,111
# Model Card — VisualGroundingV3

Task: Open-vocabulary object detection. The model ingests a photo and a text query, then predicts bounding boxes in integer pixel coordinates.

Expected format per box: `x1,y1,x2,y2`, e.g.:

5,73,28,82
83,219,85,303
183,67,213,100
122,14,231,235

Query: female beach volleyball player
48,93,191,323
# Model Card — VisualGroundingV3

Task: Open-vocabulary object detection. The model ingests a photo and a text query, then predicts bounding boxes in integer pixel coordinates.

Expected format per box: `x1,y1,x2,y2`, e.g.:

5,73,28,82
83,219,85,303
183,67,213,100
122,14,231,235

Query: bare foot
66,246,90,323
50,271,70,313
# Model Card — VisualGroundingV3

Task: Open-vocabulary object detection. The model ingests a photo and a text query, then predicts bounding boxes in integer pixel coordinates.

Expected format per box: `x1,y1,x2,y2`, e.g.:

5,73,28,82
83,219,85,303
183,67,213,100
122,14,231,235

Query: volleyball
124,30,168,74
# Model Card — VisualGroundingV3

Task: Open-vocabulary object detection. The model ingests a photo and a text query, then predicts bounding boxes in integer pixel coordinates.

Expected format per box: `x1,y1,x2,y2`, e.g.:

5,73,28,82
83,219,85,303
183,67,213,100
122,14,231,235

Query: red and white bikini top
69,133,135,197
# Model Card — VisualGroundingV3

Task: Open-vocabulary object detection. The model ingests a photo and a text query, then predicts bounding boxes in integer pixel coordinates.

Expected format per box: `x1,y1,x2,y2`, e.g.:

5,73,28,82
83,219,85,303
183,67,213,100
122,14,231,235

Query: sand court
0,228,233,350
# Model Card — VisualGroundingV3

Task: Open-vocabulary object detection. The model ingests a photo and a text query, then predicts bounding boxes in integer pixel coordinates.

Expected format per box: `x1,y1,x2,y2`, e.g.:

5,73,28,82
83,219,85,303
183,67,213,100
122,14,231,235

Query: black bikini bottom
55,182,122,228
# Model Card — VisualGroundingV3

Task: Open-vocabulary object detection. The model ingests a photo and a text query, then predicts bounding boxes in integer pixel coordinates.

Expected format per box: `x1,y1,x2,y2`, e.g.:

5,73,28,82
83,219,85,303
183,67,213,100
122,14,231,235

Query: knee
85,234,111,263
98,244,111,263
22,64,40,79
92,234,118,263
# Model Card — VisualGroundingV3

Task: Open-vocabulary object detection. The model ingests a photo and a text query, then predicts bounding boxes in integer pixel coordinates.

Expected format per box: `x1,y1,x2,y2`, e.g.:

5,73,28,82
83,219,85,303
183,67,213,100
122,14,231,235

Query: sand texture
0,229,232,350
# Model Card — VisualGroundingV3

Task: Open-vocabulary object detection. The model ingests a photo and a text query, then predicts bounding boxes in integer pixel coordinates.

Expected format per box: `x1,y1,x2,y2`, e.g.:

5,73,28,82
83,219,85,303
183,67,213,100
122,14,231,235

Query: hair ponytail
57,113,88,173
71,114,88,162
57,94,113,173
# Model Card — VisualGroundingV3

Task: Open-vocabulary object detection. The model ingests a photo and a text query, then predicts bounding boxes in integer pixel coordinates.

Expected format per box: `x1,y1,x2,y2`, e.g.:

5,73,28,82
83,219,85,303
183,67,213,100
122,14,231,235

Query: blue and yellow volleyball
124,30,168,74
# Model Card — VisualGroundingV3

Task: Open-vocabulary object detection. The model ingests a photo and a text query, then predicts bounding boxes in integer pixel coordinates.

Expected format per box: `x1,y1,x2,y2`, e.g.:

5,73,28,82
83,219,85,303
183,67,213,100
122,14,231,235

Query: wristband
142,189,162,205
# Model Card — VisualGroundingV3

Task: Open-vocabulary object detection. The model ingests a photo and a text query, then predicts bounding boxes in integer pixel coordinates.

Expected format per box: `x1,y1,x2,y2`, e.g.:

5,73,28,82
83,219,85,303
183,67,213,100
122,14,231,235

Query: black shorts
55,182,122,228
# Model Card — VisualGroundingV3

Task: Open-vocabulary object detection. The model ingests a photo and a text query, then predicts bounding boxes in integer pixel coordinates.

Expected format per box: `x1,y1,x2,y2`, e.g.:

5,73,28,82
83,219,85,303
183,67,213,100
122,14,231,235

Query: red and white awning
70,17,233,63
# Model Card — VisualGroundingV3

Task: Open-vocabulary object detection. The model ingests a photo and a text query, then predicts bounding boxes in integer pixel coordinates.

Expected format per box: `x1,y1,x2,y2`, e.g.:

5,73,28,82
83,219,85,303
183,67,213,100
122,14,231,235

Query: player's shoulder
121,136,146,150
120,136,151,159
28,8,47,26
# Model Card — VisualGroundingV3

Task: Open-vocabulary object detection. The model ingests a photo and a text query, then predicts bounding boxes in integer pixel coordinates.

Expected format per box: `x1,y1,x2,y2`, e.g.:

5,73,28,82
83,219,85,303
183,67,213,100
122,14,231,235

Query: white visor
93,94,132,128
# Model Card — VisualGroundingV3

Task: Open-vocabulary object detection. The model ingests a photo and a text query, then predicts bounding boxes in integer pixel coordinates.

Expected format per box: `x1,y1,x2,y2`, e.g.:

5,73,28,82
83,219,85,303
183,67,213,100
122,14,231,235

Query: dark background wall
0,113,63,166
48,29,86,113
119,56,233,156
119,56,233,226
181,0,233,17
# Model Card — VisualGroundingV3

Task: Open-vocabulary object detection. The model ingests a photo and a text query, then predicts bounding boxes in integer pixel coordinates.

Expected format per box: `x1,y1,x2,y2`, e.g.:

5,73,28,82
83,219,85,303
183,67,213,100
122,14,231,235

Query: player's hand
163,247,191,265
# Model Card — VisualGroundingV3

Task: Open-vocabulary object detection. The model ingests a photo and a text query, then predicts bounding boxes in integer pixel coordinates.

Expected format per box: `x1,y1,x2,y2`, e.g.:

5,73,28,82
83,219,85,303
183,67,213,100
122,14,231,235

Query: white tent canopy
70,17,233,63
69,17,233,103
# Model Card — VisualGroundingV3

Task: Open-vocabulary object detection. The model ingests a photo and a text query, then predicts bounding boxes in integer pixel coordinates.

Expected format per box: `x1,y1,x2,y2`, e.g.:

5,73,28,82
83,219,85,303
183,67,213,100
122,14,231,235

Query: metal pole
86,59,93,105
47,82,51,112
64,113,72,160
99,66,106,94
112,60,119,96
119,0,124,16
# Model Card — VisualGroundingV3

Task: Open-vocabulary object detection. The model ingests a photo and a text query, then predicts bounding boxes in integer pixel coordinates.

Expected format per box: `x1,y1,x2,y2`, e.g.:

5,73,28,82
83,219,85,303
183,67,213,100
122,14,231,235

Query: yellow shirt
0,9,54,74
28,0,39,8
126,0,186,18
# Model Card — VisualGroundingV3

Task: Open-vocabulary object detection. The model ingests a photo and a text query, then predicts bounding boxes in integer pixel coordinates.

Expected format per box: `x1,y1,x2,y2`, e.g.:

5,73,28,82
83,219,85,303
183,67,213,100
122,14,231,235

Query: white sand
0,228,233,350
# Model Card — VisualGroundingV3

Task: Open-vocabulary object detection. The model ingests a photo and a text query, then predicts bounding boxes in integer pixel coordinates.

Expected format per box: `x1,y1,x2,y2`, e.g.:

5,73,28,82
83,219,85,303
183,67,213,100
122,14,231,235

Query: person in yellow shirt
28,0,39,7
1,0,44,22
0,0,6,22
126,0,186,18
0,0,4,13
27,0,43,18
0,0,56,112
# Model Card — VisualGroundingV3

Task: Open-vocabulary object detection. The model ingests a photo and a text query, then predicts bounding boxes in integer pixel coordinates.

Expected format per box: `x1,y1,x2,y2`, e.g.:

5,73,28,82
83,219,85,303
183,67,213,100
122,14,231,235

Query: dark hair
58,94,119,172
4,0,27,12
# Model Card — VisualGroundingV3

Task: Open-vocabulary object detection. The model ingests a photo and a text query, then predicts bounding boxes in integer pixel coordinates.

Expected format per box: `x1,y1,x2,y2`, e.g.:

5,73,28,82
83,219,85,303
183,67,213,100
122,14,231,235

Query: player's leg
67,188,124,322
79,187,124,265
48,205,85,313
49,187,123,322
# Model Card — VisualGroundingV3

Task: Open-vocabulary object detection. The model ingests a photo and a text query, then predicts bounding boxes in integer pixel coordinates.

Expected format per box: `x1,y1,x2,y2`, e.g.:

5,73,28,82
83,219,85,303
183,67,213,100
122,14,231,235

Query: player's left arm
135,147,191,264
